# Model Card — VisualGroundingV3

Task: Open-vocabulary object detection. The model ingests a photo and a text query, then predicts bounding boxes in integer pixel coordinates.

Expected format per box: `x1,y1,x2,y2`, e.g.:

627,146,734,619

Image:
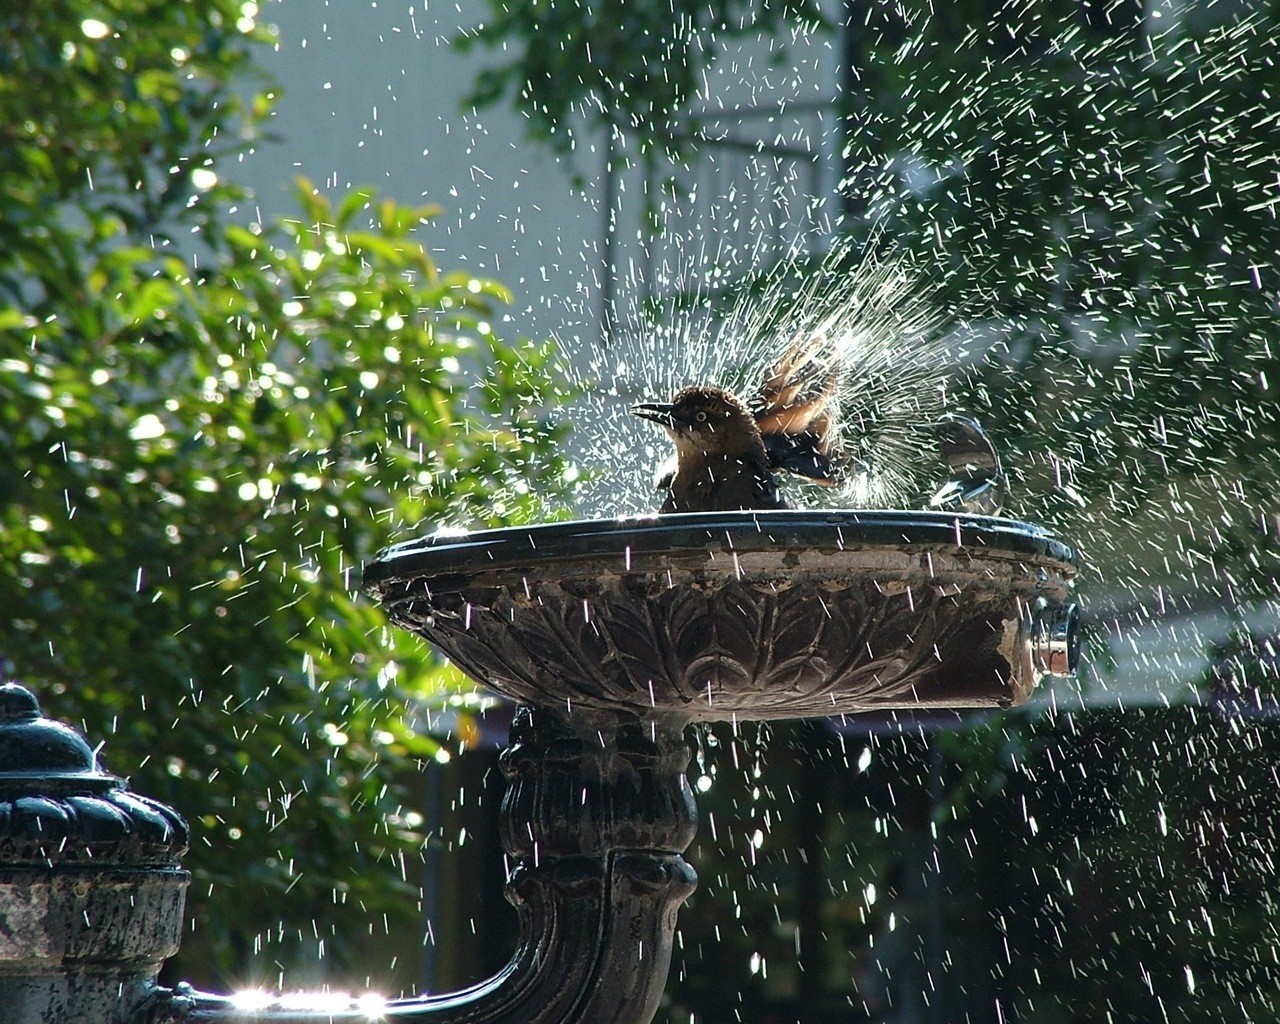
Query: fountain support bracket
145,705,698,1024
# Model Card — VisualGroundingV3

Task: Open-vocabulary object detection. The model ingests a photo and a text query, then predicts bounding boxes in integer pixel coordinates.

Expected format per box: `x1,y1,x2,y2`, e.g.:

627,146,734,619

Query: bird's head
632,385,764,458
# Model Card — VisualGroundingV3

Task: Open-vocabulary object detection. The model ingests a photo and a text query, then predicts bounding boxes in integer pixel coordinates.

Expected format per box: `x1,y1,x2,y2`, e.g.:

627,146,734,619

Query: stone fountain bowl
364,510,1079,722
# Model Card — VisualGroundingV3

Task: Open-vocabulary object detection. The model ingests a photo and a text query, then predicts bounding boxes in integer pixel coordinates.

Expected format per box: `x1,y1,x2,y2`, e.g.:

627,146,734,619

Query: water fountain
353,508,1075,1023
358,506,1070,1024
1,508,1077,1023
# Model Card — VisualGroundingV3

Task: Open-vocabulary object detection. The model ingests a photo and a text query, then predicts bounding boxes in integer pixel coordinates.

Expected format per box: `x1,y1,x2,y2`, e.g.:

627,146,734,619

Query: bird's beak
631,402,677,428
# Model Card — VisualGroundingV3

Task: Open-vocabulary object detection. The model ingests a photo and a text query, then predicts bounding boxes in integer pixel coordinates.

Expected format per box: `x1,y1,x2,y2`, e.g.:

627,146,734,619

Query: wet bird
632,339,845,513
928,414,1007,515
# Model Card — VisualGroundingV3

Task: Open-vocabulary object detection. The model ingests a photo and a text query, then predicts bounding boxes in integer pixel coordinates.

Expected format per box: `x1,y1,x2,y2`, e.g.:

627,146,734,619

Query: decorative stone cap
0,683,188,867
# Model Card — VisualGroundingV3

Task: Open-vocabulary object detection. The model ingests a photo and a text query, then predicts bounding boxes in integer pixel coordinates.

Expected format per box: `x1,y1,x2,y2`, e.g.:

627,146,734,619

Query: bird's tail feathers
752,334,846,483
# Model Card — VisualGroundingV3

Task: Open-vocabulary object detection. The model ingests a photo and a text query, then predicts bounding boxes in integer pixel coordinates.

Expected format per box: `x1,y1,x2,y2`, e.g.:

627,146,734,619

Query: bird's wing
762,432,841,485
752,334,838,442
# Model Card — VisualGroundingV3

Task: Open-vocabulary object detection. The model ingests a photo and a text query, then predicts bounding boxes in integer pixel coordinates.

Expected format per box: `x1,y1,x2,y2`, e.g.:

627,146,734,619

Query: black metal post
600,126,619,348
0,683,189,1024
420,757,442,992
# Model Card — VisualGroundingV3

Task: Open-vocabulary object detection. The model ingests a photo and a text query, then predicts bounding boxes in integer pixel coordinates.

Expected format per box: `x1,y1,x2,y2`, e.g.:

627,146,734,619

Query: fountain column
157,705,697,1024
495,705,697,1022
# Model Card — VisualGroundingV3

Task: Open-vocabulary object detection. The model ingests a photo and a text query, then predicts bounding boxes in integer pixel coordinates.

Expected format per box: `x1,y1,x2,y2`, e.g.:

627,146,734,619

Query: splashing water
566,243,961,515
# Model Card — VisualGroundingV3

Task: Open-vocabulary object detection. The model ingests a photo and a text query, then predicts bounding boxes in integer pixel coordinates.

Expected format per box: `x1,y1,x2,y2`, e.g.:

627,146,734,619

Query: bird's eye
695,411,709,423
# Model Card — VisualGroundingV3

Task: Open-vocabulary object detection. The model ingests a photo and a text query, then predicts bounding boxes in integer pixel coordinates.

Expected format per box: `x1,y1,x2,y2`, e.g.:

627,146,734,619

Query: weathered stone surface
0,684,190,1024
0,870,186,967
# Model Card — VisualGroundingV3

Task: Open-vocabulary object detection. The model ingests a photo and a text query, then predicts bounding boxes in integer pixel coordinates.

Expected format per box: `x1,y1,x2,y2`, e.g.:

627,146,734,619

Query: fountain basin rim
364,510,1079,720
364,509,1076,587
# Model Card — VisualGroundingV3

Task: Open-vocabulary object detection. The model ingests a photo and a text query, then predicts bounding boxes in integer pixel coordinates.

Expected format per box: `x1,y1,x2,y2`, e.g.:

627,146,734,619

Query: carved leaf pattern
376,558,1068,720
596,578,696,708
762,585,833,697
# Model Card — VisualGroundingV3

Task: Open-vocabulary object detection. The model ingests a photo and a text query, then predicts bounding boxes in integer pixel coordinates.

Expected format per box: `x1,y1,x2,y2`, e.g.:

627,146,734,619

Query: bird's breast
665,453,785,512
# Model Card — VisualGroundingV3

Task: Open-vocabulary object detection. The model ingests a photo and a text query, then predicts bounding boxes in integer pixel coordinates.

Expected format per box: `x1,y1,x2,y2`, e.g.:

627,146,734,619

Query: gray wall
236,0,845,357
238,0,607,350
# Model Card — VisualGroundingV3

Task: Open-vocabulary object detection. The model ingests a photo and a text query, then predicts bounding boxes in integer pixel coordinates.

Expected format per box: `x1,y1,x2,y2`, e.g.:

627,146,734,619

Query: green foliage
836,1,1280,599
458,0,828,170
1,0,575,985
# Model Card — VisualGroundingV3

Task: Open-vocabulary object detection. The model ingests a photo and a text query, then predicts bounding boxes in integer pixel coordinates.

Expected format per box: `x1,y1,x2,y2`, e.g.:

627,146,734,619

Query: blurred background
3,1,1279,1021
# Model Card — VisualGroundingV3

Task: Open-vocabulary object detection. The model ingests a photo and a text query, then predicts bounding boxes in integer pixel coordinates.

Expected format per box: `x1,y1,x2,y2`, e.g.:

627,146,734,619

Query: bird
928,414,1007,515
631,338,845,513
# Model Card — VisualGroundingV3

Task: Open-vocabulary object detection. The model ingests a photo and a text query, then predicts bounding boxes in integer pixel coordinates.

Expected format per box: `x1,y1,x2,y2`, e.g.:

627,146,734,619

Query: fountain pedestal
357,511,1078,1024
494,706,696,1023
